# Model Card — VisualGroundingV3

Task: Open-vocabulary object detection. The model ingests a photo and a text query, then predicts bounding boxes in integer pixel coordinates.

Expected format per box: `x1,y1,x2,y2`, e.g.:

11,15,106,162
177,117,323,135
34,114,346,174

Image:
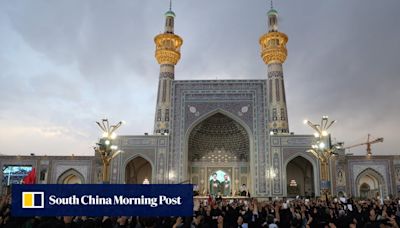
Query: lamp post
94,119,123,183
304,116,341,199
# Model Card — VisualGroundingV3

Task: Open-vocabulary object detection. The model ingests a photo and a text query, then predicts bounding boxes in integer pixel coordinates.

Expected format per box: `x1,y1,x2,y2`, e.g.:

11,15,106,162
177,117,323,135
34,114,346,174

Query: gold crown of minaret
155,33,183,65
259,9,288,64
259,32,288,64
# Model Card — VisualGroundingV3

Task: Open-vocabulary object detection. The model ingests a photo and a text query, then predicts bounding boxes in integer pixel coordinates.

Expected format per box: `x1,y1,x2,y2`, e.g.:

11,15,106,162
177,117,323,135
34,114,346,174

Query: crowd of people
1,192,400,228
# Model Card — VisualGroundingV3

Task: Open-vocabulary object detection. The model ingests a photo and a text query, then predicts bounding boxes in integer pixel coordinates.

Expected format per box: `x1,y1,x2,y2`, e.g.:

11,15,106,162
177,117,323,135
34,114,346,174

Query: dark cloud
0,0,399,155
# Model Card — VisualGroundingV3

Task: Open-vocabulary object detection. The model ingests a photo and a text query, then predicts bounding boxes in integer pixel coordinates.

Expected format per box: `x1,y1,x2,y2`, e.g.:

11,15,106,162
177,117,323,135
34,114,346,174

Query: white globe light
169,171,175,180
314,132,320,138
321,131,328,136
319,142,325,149
312,145,318,149
110,132,117,139
105,140,110,145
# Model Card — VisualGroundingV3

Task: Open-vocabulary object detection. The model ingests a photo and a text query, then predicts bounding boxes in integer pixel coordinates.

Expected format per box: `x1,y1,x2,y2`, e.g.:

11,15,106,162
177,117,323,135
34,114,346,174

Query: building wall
1,143,398,198
323,151,400,198
111,135,168,184
276,135,320,197
0,155,98,194
394,159,400,196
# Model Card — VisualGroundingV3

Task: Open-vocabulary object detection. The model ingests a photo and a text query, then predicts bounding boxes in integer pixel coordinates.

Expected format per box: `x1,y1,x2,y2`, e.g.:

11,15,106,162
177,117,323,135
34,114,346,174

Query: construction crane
344,134,384,156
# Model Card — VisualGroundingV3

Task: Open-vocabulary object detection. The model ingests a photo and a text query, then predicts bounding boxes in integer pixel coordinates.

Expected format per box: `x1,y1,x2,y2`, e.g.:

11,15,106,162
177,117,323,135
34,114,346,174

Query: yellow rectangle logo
22,192,44,209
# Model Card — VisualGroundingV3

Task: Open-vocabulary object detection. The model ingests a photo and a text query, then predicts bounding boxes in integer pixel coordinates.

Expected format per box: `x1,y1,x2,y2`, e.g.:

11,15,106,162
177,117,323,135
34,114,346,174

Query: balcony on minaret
154,33,183,65
259,32,288,65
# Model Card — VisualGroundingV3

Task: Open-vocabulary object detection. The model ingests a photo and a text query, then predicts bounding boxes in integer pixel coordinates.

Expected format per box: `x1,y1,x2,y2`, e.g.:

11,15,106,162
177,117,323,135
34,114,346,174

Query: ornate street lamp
94,119,123,183
303,116,341,199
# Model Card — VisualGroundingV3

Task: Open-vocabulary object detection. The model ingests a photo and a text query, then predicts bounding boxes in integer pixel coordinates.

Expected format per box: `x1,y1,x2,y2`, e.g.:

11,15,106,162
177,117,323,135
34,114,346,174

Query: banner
320,180,331,189
12,184,193,216
22,168,36,184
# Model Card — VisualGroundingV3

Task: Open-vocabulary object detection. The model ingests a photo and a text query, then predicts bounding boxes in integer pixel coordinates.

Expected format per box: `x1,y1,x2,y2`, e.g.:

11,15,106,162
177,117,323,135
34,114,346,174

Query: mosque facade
1,7,399,199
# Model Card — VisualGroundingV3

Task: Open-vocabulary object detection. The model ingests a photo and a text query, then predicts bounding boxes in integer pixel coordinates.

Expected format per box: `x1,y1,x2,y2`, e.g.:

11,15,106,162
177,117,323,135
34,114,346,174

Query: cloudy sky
0,0,399,156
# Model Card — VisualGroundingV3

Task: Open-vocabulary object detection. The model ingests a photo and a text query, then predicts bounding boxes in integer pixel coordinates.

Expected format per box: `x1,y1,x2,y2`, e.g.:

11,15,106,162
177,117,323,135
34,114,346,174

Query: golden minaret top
259,6,288,64
154,2,183,65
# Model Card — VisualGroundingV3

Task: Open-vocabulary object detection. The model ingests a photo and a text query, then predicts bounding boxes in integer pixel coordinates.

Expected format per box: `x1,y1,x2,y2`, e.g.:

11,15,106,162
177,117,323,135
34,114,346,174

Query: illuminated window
272,108,277,121
280,108,285,120
165,109,169,121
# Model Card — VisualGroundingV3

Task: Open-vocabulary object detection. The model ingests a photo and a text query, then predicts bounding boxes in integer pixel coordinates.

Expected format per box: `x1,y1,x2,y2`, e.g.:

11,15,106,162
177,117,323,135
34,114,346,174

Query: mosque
1,5,399,199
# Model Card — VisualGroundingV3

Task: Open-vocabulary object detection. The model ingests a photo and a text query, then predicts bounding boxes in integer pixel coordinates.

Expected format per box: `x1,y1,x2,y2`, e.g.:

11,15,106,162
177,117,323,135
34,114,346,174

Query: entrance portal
125,157,152,184
286,156,314,197
360,183,371,199
188,113,250,196
356,168,385,198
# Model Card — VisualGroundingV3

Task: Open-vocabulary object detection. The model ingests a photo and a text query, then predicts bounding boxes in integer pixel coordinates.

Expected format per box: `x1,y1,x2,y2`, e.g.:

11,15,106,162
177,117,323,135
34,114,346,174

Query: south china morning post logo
48,194,182,207
13,184,193,216
22,192,44,209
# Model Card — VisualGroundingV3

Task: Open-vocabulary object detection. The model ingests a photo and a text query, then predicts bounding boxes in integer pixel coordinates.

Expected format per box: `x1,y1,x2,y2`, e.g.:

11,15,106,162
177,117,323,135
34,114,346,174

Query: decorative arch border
184,108,255,193
121,154,155,184
57,168,85,184
282,152,320,197
355,168,386,197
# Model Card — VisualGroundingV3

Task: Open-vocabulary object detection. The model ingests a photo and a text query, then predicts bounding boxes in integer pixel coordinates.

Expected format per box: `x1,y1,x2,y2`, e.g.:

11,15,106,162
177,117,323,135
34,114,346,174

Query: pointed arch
355,168,386,198
185,108,253,138
122,155,154,184
283,152,319,196
57,168,85,184
184,108,254,193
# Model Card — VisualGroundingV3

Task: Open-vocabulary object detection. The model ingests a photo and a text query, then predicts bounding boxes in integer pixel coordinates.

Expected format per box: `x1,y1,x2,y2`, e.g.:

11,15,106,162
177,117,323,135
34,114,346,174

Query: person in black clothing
223,203,239,228
236,215,247,228
191,213,203,228
209,203,222,228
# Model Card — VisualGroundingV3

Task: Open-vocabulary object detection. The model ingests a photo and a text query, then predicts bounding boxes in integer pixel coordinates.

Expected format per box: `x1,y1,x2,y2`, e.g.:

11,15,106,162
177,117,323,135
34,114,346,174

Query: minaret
153,2,183,134
259,4,289,134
